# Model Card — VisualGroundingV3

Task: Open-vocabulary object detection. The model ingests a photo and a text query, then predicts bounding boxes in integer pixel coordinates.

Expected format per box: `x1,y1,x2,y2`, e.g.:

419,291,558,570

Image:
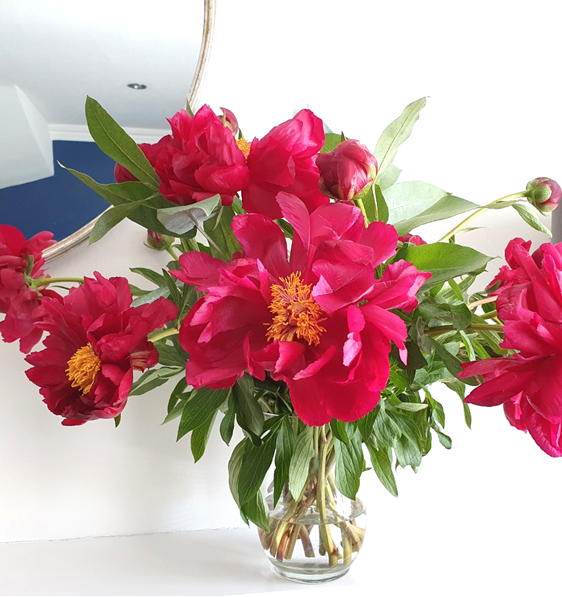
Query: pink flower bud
526,177,561,214
146,230,171,251
399,234,426,246
317,139,378,201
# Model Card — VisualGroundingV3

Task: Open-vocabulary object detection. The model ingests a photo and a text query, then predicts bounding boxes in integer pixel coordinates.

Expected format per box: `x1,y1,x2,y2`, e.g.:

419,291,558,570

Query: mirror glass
0,0,213,258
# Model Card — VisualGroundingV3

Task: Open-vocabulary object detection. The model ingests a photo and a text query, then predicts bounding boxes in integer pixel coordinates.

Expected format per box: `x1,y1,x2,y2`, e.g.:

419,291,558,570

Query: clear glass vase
258,425,367,583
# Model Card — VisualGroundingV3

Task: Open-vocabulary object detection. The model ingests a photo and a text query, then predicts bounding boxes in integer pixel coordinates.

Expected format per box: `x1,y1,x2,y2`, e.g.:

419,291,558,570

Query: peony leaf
89,202,140,244
399,243,492,288
394,195,480,236
220,393,236,446
228,439,248,507
512,203,552,237
273,418,296,506
191,410,219,463
366,441,398,497
156,195,221,235
237,435,276,505
85,96,160,186
234,376,264,439
320,132,344,153
334,428,365,500
374,97,426,176
240,490,270,532
384,181,449,224
129,366,182,396
288,427,315,500
176,387,230,441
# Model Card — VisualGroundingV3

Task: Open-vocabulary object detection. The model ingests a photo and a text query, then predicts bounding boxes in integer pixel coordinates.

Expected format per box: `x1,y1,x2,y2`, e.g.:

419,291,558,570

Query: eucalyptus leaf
374,97,426,176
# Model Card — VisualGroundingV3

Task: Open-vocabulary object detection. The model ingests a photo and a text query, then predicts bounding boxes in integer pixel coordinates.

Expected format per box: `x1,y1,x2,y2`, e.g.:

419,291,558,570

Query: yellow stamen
66,343,101,395
236,138,251,159
266,272,326,346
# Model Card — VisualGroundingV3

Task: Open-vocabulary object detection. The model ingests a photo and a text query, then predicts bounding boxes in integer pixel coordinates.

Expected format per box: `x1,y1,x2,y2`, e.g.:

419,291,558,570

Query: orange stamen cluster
66,343,101,395
266,272,326,346
236,138,252,159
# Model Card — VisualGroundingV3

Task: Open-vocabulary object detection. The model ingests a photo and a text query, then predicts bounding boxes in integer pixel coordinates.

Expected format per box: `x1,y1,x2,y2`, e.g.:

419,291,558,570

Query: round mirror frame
44,0,216,262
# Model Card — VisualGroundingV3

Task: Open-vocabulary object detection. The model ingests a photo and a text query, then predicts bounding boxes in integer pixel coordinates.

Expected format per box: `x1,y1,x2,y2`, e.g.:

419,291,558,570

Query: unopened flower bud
317,139,378,201
146,230,172,251
220,107,239,136
399,234,426,246
525,177,561,214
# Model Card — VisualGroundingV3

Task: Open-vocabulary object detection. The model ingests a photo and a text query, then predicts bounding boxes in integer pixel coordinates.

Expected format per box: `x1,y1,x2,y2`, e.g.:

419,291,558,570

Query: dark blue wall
0,141,115,241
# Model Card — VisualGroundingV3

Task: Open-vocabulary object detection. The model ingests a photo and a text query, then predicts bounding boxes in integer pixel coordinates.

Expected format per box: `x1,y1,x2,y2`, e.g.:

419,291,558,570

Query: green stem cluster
258,427,365,568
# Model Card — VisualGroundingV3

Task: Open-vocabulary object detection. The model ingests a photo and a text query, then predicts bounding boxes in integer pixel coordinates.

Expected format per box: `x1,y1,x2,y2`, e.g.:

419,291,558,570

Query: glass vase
258,425,366,583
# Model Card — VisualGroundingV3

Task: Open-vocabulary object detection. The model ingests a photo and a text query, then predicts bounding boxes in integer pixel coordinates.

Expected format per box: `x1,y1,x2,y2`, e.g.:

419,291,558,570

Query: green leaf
374,184,390,223
366,441,398,497
512,203,552,237
157,195,221,235
434,428,452,449
129,367,182,396
428,337,463,378
89,202,139,244
394,432,422,468
330,419,349,444
374,97,426,176
273,418,296,506
131,286,170,308
220,393,236,445
166,377,189,413
240,490,270,532
394,195,479,236
85,96,159,186
377,164,402,191
234,376,264,438
399,243,492,288
177,387,230,441
156,343,187,368
191,410,218,463
320,132,344,153
357,408,378,442
204,205,241,259
373,407,402,448
228,439,248,506
130,267,166,287
237,435,276,505
114,414,121,428
334,430,365,500
393,402,428,412
62,168,178,236
288,427,315,500
384,181,448,224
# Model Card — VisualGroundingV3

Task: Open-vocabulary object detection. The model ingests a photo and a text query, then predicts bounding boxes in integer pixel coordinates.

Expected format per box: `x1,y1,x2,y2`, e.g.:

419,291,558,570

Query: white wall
1,1,562,592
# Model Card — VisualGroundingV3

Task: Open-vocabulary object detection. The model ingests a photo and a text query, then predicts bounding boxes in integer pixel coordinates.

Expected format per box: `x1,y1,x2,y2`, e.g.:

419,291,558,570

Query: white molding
49,123,169,144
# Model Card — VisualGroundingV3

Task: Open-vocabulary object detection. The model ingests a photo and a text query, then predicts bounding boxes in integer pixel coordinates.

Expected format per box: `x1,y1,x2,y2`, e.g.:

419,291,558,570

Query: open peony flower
242,110,330,219
172,193,430,425
115,105,250,206
0,225,57,353
460,239,562,456
25,273,177,426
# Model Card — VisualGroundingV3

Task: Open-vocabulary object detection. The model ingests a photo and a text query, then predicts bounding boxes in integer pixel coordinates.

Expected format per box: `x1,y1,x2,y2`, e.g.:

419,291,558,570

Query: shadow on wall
0,141,115,240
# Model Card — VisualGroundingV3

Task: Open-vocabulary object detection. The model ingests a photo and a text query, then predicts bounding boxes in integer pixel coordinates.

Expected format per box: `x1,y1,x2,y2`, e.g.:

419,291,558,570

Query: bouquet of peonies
1,97,561,582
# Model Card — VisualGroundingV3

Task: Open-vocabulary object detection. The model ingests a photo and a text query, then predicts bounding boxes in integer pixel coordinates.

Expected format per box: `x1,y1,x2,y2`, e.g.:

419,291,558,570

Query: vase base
271,561,350,584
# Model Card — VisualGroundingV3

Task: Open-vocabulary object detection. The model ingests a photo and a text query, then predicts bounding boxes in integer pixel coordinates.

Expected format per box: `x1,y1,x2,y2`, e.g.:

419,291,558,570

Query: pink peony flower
525,177,561,214
317,139,378,201
115,106,250,206
0,225,58,353
172,193,430,425
25,273,177,426
460,239,562,456
242,110,329,219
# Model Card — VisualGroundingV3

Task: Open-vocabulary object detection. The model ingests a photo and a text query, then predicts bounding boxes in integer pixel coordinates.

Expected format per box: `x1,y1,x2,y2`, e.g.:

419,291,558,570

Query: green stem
437,192,527,242
180,236,199,253
426,323,504,337
165,246,180,261
481,310,498,320
148,328,179,343
32,276,84,288
317,427,338,567
354,196,369,227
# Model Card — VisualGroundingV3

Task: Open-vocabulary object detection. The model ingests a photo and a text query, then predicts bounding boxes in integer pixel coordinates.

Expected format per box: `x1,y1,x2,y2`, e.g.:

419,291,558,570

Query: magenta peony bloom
460,239,562,456
242,110,329,219
525,177,561,214
172,193,429,425
0,225,58,353
115,106,249,206
317,139,378,202
25,273,177,426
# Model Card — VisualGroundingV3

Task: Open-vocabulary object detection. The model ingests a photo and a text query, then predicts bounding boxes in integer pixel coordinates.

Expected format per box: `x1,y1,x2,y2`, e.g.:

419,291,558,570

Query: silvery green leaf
157,194,221,234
